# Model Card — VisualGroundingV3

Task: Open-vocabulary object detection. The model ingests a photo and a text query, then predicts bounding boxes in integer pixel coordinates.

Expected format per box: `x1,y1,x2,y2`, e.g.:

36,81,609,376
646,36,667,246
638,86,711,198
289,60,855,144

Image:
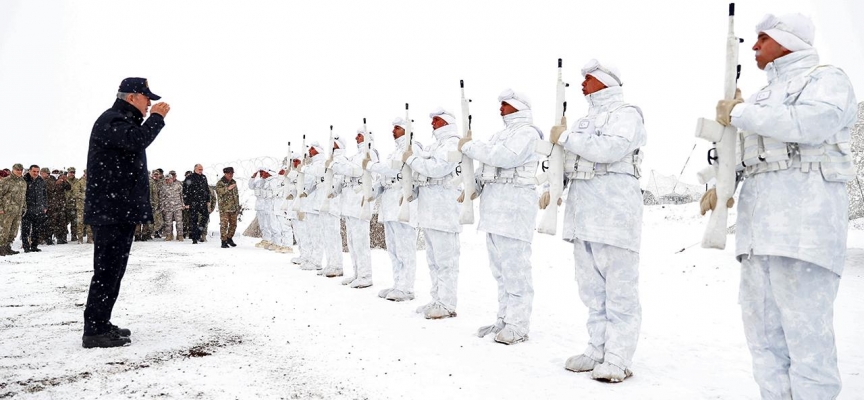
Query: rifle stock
537,58,567,236
398,103,413,223
320,126,335,213
360,118,374,220
292,135,306,212
696,3,741,250
459,80,476,225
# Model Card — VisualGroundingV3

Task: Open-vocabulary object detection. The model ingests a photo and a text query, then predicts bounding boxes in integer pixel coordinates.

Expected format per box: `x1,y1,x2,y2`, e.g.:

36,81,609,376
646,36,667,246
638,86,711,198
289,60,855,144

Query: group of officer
0,165,90,255
242,13,856,395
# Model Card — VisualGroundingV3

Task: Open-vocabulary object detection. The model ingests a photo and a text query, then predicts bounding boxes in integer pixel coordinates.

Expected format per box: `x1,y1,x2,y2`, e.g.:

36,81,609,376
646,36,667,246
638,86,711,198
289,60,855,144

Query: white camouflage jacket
404,124,462,233
730,49,858,275
556,86,647,253
461,110,542,243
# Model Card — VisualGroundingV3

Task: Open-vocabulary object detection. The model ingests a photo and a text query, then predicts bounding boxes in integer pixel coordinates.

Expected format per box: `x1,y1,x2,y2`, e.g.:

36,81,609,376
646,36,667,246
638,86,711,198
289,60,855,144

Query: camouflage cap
67,167,76,173
12,163,23,170
40,167,50,174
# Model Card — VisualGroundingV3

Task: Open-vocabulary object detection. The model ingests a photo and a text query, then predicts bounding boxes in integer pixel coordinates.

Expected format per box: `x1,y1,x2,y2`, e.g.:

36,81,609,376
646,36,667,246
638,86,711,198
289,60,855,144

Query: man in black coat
183,164,210,244
82,77,170,348
21,165,47,252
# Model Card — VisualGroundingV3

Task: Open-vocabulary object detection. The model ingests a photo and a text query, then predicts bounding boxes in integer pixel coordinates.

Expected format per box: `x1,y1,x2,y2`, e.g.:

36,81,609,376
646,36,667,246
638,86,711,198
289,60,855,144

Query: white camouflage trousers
424,228,460,311
739,255,841,400
257,210,273,242
272,214,293,247
572,239,641,369
345,216,371,280
486,233,534,335
293,218,308,262
384,221,417,293
307,212,342,269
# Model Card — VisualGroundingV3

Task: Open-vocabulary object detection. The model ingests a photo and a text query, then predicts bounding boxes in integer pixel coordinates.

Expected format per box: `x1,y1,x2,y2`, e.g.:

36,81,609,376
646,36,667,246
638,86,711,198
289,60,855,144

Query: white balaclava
756,13,815,52
392,117,408,131
428,107,457,126
581,59,622,88
332,135,346,151
309,141,324,156
497,89,532,111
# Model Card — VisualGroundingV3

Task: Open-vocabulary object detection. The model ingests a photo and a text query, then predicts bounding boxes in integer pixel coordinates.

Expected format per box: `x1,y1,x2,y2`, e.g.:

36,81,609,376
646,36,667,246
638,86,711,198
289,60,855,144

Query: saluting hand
151,102,171,117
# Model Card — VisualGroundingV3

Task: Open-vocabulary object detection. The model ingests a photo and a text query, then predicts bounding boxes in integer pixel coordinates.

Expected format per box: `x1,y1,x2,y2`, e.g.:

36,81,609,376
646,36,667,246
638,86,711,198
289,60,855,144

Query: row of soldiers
135,167,217,244
0,164,90,255
242,12,857,394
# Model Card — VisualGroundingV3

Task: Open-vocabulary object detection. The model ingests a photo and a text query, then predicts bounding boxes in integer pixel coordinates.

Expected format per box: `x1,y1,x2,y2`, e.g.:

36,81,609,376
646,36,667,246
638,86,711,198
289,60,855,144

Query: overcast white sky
1,0,861,183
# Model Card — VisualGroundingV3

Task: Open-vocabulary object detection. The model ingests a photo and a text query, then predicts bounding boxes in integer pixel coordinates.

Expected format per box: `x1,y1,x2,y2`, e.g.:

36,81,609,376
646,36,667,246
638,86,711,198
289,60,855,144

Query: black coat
183,173,210,206
84,99,165,225
23,174,47,216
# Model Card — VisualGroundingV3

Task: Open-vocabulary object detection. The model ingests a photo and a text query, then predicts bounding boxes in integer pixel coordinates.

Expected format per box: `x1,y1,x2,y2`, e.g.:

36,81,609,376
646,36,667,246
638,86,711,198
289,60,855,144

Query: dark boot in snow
82,331,131,348
221,241,229,248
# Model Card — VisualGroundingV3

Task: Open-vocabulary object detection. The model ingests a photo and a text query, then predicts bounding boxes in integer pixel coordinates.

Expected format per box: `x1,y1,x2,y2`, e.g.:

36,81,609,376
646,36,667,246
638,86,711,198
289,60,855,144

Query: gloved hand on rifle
458,132,472,152
401,146,413,163
538,191,562,210
699,187,735,216
549,116,568,144
715,89,743,127
456,190,479,203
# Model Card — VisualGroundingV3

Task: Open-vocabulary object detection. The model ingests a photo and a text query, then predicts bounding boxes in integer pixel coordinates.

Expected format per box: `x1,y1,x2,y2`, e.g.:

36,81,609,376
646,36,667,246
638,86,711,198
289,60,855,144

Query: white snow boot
255,240,269,248
277,246,293,253
477,318,505,338
424,303,456,320
266,243,279,251
590,362,633,383
378,288,394,299
291,256,304,265
341,276,356,286
385,289,414,302
300,262,318,271
494,325,528,345
323,267,343,278
349,277,373,289
565,355,601,373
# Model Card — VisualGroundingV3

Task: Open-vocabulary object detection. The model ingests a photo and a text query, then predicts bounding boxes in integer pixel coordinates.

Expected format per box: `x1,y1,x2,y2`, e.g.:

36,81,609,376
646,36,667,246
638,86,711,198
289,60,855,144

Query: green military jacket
149,178,160,211
0,174,28,214
65,176,78,209
215,177,240,213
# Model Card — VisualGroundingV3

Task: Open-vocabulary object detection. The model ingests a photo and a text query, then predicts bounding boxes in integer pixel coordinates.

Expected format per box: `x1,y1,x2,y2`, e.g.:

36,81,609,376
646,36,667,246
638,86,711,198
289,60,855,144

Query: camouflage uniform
135,178,160,240
0,170,27,254
215,176,240,241
64,169,78,241
151,175,163,236
159,179,184,238
71,175,92,243
45,174,71,243
200,185,217,242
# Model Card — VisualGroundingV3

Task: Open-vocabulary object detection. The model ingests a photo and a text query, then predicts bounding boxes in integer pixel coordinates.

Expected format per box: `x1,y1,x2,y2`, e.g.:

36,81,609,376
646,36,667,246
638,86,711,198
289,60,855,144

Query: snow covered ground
2,204,863,399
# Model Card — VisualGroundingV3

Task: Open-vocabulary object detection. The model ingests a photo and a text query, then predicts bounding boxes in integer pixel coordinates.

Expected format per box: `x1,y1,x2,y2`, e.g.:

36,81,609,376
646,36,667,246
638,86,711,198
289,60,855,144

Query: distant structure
848,102,864,220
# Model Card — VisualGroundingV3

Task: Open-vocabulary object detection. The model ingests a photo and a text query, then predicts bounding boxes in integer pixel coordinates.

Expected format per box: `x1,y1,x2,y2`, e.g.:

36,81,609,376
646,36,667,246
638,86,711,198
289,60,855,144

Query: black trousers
20,212,46,249
188,204,209,241
83,223,135,335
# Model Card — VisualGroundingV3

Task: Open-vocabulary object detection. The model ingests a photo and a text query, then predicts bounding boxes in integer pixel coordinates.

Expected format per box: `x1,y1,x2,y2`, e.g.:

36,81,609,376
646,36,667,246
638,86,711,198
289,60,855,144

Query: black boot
109,323,132,337
30,245,41,252
57,237,68,244
82,331,131,348
227,238,237,247
221,240,229,248
6,245,19,255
